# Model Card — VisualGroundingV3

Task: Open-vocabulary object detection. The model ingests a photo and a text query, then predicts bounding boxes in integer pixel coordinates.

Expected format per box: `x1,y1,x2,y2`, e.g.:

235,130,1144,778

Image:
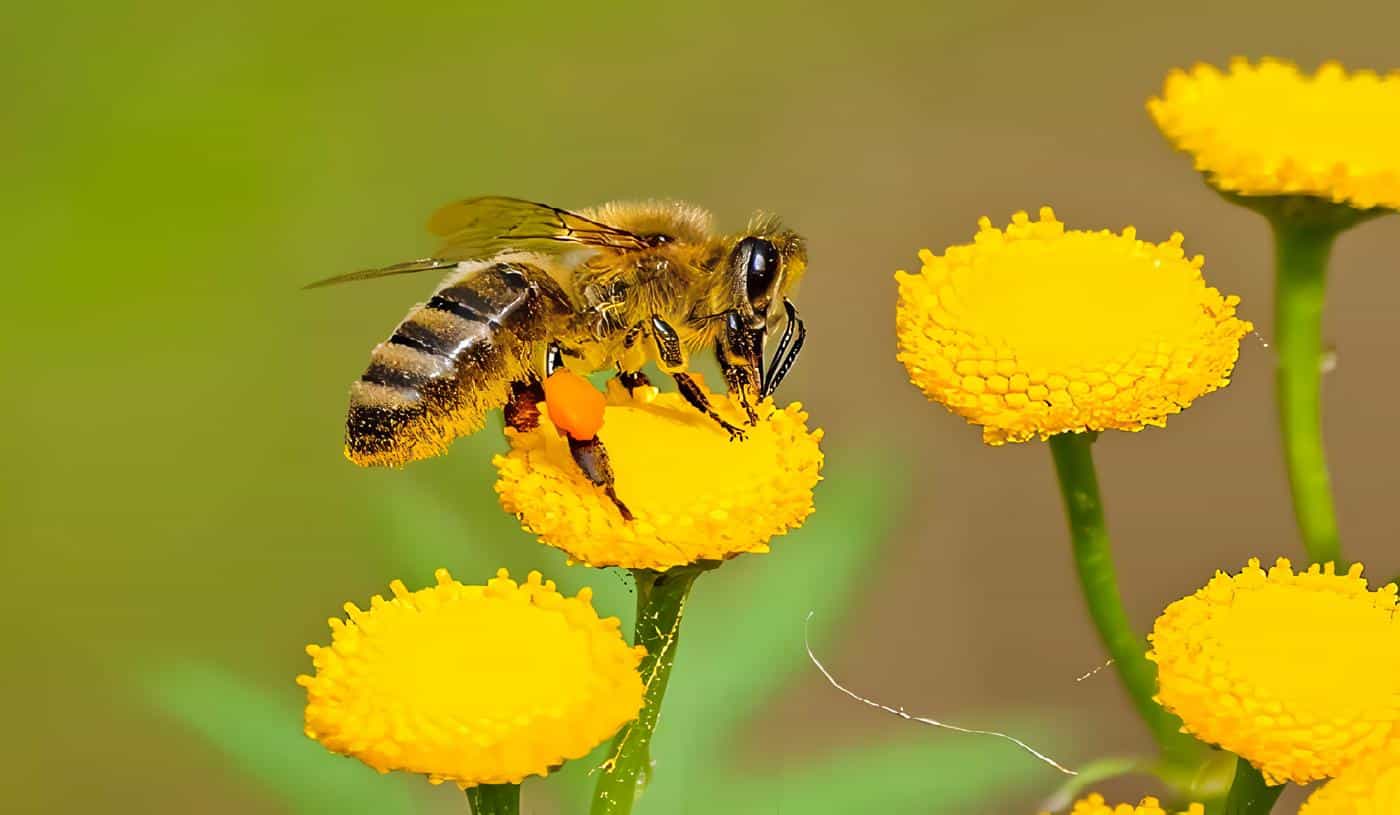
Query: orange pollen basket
542,370,607,440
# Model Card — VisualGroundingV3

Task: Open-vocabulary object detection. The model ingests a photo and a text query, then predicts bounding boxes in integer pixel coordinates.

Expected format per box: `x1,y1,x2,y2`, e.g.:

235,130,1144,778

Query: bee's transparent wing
306,197,658,289
303,259,460,289
428,196,659,256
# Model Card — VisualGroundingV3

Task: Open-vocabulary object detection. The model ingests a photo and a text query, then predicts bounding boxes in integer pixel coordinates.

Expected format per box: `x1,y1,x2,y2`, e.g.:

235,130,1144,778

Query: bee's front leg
673,372,746,441
716,313,763,425
651,315,747,440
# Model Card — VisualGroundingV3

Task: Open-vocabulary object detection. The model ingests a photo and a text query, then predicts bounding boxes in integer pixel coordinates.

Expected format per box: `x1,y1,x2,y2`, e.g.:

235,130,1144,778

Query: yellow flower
494,380,823,570
1148,558,1400,785
297,568,646,787
894,208,1251,444
1301,745,1400,814
1041,793,1204,815
1150,58,1400,211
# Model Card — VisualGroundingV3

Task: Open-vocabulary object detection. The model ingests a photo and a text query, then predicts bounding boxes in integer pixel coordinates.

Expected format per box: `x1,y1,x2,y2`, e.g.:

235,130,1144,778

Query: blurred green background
7,1,1400,812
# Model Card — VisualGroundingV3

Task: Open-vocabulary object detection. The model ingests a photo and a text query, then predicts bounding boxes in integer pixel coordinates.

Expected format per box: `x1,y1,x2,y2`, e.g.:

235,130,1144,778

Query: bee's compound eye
738,237,780,307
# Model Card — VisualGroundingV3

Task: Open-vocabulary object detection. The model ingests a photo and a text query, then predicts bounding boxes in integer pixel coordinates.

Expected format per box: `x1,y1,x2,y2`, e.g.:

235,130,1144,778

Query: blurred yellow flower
297,568,645,787
1041,793,1204,815
895,208,1250,444
1150,58,1400,210
1149,558,1400,785
1301,745,1400,814
494,380,823,570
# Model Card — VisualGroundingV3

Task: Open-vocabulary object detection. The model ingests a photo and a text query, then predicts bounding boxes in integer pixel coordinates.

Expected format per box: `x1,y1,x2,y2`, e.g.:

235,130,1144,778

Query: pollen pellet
542,370,606,441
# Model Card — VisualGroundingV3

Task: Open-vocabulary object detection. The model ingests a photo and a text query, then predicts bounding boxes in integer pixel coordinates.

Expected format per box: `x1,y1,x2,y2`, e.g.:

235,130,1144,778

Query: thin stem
466,783,520,815
1222,757,1282,815
1048,433,1198,764
1271,219,1344,567
590,564,709,815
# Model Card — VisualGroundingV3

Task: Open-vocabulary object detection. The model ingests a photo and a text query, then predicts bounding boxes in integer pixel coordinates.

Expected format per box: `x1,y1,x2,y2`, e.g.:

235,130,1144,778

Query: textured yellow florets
1042,793,1204,815
495,381,823,570
1149,558,1400,785
1301,745,1400,815
297,568,646,787
1150,58,1400,210
895,208,1251,444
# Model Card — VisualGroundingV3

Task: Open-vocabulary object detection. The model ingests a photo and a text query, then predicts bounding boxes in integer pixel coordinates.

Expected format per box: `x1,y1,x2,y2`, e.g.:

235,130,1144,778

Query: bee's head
719,221,808,400
728,224,806,330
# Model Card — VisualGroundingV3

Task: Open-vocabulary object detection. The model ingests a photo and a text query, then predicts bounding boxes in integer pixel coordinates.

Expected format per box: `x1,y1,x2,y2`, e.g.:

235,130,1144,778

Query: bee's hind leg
568,436,633,521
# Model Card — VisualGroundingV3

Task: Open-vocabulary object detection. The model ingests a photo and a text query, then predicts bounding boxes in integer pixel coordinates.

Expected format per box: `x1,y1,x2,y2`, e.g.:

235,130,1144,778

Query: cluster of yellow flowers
294,54,1400,815
893,58,1400,814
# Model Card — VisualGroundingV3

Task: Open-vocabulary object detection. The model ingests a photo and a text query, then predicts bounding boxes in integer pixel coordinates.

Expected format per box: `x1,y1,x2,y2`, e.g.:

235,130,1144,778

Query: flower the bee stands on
496,377,823,570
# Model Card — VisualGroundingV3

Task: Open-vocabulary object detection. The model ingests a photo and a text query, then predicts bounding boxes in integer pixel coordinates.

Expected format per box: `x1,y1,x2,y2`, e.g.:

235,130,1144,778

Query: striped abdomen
346,261,569,466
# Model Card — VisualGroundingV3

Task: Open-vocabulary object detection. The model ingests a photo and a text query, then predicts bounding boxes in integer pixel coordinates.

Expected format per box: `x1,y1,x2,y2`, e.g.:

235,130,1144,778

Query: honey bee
310,197,807,517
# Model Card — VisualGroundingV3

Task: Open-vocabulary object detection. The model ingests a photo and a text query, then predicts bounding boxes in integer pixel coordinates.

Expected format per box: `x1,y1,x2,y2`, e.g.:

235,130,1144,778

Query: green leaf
138,660,423,815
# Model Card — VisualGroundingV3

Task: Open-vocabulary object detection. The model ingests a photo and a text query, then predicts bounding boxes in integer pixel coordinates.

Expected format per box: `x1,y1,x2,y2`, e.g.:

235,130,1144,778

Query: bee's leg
504,376,545,431
673,372,747,441
649,314,745,440
714,345,759,425
568,436,632,520
615,365,652,394
715,314,762,425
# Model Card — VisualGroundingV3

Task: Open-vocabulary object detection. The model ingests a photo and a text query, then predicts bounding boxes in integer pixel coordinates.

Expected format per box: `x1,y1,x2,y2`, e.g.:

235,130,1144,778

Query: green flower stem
466,783,520,815
591,563,710,815
1222,757,1282,815
1271,218,1345,566
1048,433,1198,764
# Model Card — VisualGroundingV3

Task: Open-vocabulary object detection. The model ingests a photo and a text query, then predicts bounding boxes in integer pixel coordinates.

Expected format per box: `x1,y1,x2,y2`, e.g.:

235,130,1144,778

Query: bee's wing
303,259,460,289
428,196,659,256
306,197,657,289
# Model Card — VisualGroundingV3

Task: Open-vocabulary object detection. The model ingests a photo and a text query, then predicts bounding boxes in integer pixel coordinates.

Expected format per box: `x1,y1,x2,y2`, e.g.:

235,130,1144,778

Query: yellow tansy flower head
895,208,1250,444
495,380,823,570
1042,793,1204,815
1301,745,1400,815
1150,58,1400,211
297,568,646,787
1149,558,1400,785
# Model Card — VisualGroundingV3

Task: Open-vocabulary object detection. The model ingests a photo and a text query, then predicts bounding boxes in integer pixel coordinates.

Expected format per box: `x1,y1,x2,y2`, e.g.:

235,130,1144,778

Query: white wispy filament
804,612,1077,776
